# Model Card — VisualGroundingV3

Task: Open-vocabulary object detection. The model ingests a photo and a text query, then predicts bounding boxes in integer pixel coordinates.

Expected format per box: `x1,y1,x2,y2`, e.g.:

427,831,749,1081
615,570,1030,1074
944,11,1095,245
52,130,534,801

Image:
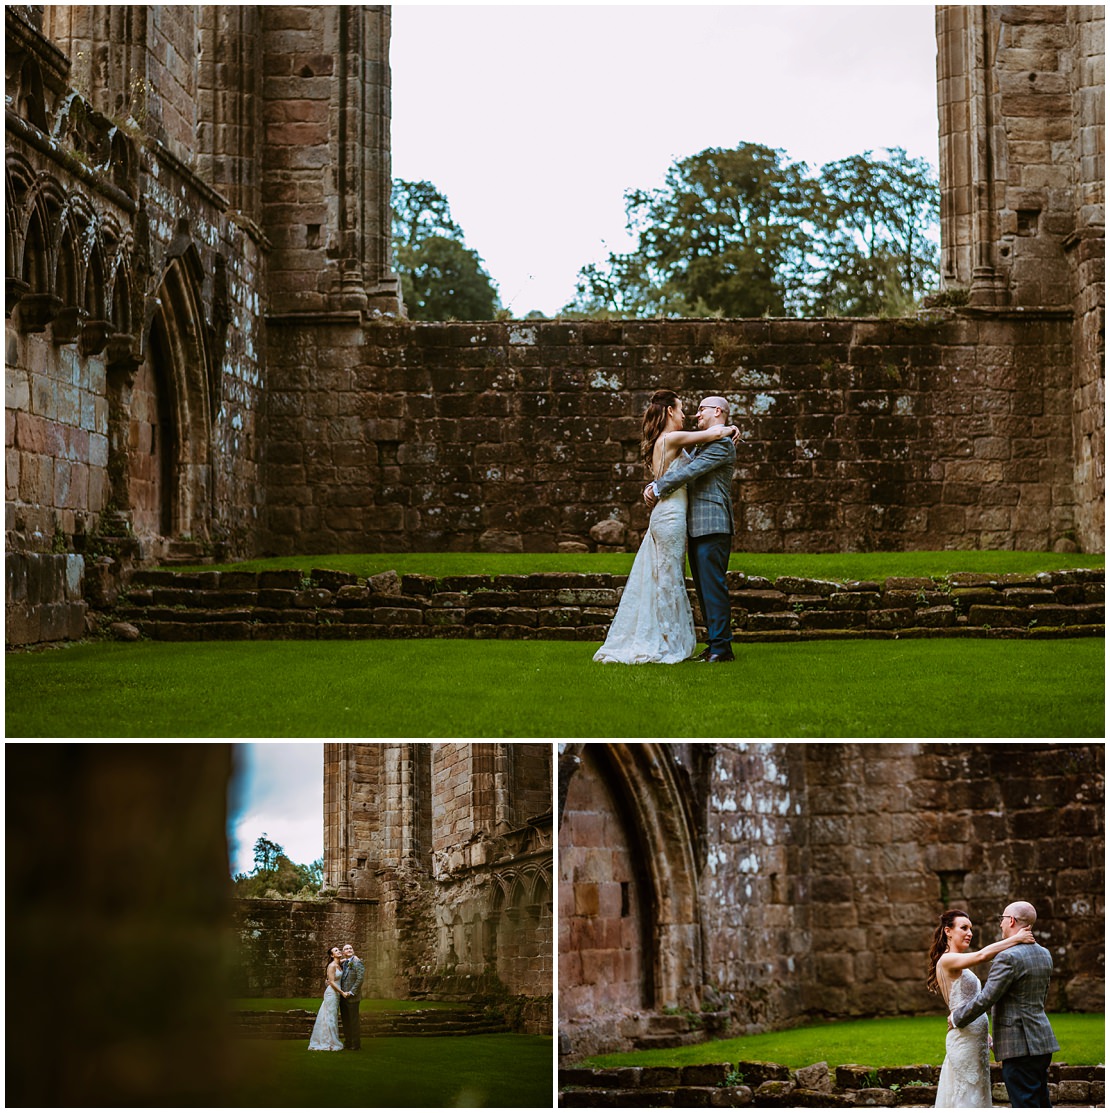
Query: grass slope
172,551,1104,581
581,1014,1105,1070
7,638,1103,738
231,1033,553,1107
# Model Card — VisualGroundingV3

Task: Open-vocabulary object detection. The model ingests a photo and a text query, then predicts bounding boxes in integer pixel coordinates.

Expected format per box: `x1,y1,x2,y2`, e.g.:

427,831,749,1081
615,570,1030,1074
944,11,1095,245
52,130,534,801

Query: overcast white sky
390,4,941,316
228,743,324,876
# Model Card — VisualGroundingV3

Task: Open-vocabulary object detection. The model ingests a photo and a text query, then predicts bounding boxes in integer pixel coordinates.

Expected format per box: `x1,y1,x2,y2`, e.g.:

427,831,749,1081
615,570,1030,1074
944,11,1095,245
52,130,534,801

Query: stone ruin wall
559,742,1104,1062
6,5,1104,649
316,744,553,1016
260,313,1080,558
936,5,1104,551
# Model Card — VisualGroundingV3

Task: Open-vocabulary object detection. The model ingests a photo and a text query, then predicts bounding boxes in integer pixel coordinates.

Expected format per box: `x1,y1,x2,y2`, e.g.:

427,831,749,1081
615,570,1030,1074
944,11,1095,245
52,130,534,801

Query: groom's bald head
695,396,730,429
1006,901,1038,926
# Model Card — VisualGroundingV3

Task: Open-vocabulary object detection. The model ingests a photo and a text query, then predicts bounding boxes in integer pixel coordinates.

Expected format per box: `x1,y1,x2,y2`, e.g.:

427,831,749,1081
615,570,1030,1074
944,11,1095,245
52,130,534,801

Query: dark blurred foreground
6,744,238,1107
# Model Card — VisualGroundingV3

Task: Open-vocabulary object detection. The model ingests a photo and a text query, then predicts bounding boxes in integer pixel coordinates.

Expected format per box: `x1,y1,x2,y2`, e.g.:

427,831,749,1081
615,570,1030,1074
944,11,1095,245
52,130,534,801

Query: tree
808,147,940,316
565,143,820,318
391,179,500,320
234,836,323,899
252,833,283,873
563,143,940,319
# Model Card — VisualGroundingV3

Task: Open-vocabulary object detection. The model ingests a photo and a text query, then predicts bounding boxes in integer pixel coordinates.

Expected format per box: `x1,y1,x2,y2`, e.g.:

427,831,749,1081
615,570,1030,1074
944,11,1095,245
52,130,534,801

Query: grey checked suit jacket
951,942,1059,1061
653,438,736,538
340,957,365,1000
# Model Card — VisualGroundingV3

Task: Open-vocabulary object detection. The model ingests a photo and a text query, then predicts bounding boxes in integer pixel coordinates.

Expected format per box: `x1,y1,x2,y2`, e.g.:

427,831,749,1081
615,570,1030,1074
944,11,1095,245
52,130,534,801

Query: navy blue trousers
1002,1054,1053,1107
688,533,732,654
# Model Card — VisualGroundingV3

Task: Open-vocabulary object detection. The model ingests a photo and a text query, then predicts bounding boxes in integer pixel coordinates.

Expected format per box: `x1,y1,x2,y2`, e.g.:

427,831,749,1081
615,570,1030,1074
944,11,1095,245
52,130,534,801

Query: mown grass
230,1032,552,1107
231,997,465,1012
7,638,1103,738
581,1013,1105,1070
172,550,1104,582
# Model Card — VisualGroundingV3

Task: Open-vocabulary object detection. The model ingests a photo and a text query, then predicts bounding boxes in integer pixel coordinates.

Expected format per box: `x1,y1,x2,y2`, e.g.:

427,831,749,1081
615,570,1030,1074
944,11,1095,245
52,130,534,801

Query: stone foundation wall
101,565,1105,644
5,550,87,645
232,897,377,998
260,312,1083,558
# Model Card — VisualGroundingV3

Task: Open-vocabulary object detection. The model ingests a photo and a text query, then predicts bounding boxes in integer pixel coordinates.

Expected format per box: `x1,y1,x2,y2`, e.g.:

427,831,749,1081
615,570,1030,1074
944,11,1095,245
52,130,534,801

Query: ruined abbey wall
319,743,552,1016
936,5,1104,551
6,6,1104,647
558,742,1104,1062
260,313,1079,557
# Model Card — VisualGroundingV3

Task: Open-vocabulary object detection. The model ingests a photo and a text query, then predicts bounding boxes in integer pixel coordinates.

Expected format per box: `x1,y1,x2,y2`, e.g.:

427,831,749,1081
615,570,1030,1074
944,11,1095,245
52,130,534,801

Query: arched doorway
558,743,702,1057
128,312,174,538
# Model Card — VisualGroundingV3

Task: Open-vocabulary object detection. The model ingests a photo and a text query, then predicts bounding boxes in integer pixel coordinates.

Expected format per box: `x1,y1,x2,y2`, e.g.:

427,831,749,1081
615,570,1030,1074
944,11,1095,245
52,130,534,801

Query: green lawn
173,550,1104,582
230,1033,552,1107
581,1014,1105,1071
6,638,1103,737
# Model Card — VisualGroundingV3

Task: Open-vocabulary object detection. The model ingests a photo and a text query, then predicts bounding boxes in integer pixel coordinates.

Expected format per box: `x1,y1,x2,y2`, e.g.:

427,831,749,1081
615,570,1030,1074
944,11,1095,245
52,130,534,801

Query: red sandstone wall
559,742,1105,1061
560,747,649,1056
261,313,1082,557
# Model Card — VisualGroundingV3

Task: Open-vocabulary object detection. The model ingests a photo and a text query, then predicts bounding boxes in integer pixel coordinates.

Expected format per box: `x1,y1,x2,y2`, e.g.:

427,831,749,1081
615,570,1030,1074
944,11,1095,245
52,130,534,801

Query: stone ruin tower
325,743,553,1022
936,5,1104,549
6,5,399,639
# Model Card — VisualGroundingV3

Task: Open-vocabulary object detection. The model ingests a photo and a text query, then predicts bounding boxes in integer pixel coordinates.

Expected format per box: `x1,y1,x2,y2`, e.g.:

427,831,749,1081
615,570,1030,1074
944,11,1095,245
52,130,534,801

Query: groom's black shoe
703,650,735,663
687,648,711,662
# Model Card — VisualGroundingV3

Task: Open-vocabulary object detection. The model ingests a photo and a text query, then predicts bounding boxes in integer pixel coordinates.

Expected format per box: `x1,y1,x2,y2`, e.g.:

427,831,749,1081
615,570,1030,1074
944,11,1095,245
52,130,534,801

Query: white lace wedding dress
594,461,695,664
307,985,344,1051
935,970,991,1107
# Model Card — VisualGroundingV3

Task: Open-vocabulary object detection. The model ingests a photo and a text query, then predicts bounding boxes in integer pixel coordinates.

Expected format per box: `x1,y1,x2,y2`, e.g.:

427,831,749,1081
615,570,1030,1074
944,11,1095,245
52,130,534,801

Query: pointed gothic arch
560,742,703,1016
125,246,214,543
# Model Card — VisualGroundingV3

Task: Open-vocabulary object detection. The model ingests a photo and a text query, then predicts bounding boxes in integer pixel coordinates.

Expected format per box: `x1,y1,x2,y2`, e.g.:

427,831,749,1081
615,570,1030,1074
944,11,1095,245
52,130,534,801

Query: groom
339,942,365,1051
949,901,1059,1107
645,395,737,663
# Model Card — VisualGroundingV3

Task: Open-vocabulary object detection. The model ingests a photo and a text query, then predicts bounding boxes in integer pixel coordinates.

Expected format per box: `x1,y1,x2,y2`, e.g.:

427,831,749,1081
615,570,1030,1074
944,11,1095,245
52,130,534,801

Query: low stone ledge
98,567,1105,643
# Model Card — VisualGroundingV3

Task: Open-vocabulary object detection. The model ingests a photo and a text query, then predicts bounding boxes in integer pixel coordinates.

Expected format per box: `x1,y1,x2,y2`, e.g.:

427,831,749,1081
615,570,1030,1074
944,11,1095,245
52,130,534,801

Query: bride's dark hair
641,389,680,471
926,908,969,994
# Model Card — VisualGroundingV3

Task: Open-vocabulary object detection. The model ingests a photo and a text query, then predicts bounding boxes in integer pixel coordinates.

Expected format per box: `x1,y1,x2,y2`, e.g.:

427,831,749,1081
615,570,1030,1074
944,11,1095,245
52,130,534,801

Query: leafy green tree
392,179,500,320
564,143,939,319
808,147,940,316
234,837,323,899
565,143,820,318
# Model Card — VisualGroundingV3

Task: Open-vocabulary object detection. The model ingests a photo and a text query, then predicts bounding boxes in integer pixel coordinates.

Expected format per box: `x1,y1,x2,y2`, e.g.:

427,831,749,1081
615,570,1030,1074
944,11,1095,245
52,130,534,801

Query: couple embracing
929,901,1059,1107
307,942,365,1052
595,390,739,665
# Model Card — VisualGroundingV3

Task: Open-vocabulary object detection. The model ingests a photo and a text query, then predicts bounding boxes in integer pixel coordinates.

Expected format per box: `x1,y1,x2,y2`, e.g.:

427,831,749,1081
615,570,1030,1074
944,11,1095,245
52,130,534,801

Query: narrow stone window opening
620,880,630,917
306,224,321,248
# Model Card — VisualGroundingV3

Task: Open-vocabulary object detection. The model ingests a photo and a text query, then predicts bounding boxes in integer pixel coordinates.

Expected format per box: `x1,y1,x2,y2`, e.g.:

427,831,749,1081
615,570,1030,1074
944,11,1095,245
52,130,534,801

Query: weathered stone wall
320,744,552,1017
101,564,1105,646
936,4,1105,551
261,313,1083,556
558,742,1105,1063
232,897,377,997
1069,7,1106,554
6,7,266,576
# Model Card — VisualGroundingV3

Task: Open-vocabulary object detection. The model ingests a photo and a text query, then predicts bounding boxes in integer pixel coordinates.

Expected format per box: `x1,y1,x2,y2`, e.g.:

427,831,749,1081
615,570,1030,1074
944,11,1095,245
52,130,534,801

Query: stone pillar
1066,5,1105,552
261,5,398,319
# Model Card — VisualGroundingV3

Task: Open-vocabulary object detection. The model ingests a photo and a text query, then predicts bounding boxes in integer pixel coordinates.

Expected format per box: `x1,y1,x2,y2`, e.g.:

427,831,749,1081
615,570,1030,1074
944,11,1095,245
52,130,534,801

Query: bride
927,908,1035,1106
594,390,737,664
307,946,350,1051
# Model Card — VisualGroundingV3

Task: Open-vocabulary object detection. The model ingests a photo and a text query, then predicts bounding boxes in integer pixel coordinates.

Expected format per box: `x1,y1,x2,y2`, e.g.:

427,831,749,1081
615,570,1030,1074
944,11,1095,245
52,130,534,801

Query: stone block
294,588,333,608
372,607,423,625
967,605,1032,628
828,592,881,610
913,605,957,627
734,1061,791,1086
258,570,302,590
793,1062,831,1092
679,1064,732,1088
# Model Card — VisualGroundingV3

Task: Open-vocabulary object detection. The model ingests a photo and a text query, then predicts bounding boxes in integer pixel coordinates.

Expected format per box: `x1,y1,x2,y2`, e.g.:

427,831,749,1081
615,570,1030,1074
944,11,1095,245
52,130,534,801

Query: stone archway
558,742,702,1056
120,248,214,548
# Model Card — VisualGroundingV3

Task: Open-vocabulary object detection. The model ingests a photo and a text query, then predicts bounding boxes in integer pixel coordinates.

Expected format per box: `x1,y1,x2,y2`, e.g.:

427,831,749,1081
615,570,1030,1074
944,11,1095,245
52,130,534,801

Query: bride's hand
1016,926,1036,944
